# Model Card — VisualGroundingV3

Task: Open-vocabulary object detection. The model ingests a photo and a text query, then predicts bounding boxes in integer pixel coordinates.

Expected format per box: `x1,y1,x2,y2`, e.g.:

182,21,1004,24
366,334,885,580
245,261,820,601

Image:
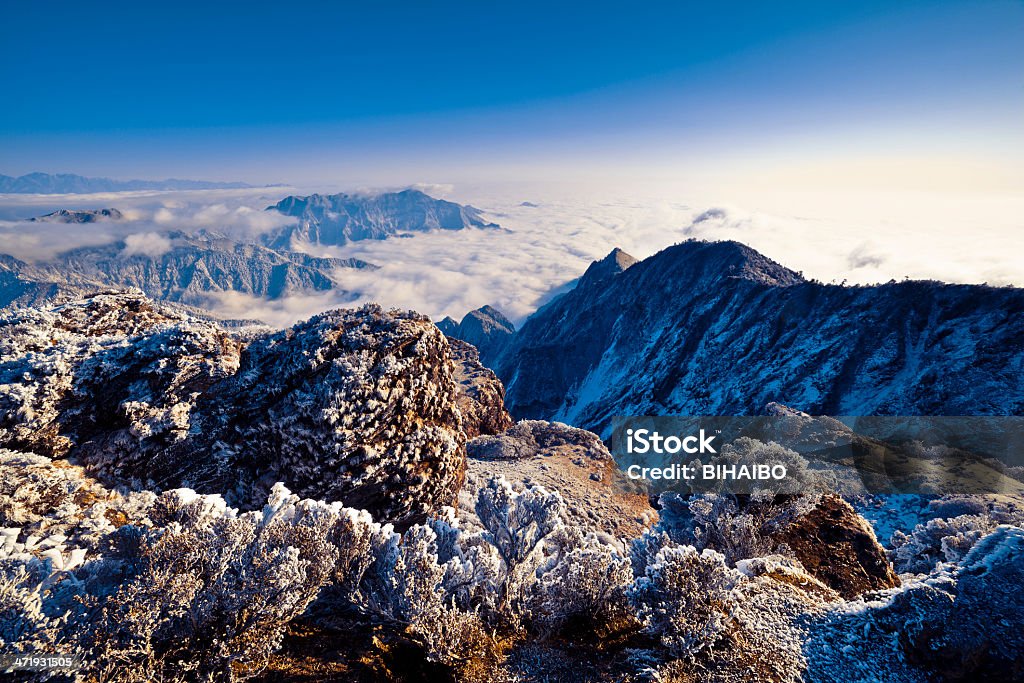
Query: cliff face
447,337,514,438
497,240,1024,435
0,291,467,527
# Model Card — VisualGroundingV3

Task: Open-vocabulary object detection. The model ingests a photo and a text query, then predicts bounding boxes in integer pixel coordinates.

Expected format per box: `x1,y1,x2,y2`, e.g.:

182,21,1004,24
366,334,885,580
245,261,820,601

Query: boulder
0,291,467,527
773,495,900,598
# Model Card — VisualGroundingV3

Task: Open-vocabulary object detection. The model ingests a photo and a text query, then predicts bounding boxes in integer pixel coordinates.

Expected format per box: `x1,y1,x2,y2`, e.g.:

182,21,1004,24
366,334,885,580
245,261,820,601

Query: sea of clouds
1,183,1021,328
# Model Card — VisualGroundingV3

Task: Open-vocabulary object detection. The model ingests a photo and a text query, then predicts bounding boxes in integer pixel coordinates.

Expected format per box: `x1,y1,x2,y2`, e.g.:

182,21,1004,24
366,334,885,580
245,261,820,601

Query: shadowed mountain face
265,189,498,248
1,232,374,309
496,240,1024,435
436,304,515,367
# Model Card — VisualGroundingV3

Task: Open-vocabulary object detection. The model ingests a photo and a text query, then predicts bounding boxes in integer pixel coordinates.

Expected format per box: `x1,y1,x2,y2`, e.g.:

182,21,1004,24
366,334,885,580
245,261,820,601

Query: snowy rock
0,291,467,527
773,495,900,599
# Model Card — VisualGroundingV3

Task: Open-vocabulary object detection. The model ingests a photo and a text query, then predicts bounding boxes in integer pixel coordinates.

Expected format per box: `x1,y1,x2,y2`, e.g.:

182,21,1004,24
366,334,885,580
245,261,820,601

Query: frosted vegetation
2,447,1022,682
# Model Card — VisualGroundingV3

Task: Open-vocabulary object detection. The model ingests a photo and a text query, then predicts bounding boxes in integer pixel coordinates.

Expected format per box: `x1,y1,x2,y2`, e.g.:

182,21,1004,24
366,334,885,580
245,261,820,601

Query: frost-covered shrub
0,560,63,657
687,438,834,501
889,496,1024,575
364,475,637,667
628,543,742,657
924,496,988,519
474,477,566,624
685,494,777,564
362,515,502,681
654,439,837,565
877,525,1024,679
81,484,387,682
890,514,998,574
656,445,833,566
530,528,634,637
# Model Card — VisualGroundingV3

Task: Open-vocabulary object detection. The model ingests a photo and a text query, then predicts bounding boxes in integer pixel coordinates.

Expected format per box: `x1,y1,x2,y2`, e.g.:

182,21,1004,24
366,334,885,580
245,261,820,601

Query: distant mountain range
0,232,373,309
0,189,499,312
264,189,499,248
0,172,257,194
488,240,1024,434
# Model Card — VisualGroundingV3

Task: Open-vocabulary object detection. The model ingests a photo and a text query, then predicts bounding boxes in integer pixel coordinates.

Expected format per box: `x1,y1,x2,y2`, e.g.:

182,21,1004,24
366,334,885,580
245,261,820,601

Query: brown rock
773,495,900,599
447,337,514,438
463,420,656,539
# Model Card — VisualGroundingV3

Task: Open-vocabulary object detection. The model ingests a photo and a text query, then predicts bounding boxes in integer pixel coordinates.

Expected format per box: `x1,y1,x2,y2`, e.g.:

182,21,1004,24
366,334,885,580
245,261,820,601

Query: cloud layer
0,187,294,261
1,183,1021,329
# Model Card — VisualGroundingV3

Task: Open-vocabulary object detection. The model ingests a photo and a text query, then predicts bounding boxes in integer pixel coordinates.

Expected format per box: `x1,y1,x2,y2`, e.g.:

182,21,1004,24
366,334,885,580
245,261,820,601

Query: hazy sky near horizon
2,0,1022,198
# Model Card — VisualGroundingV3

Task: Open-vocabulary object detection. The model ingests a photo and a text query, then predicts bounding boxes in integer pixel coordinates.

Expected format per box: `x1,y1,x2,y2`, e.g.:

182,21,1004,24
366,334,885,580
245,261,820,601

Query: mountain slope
1,232,374,309
496,240,1024,434
439,304,516,367
265,188,498,248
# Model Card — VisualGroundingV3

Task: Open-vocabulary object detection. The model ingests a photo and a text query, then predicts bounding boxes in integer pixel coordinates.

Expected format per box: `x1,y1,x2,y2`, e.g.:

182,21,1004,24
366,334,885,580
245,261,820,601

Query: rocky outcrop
497,240,1024,434
576,247,637,287
265,189,498,249
448,337,513,438
773,495,900,599
0,291,467,527
463,420,656,539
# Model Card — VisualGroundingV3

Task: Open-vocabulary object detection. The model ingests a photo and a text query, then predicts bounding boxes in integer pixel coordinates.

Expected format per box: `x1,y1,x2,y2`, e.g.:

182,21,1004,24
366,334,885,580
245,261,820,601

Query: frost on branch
84,486,347,681
889,497,1024,574
529,528,634,638
628,541,742,658
474,476,565,624
687,437,833,502
360,519,500,681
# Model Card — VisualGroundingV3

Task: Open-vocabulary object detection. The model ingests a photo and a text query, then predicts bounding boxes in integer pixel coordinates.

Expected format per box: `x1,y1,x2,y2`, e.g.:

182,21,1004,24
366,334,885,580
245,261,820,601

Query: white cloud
122,232,172,258
0,187,296,262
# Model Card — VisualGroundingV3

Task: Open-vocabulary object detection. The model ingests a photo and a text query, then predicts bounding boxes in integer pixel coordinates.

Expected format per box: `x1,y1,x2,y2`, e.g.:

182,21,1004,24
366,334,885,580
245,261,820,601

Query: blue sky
1,0,1021,190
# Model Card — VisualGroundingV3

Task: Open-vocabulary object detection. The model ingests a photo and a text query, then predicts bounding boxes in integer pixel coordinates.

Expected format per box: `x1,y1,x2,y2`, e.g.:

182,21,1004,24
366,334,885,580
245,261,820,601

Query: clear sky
1,0,1022,194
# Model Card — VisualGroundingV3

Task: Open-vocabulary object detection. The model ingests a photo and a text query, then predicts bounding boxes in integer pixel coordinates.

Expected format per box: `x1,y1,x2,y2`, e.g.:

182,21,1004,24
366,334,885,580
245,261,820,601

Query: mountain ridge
264,188,499,248
1,232,375,309
0,172,258,194
496,239,1024,434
